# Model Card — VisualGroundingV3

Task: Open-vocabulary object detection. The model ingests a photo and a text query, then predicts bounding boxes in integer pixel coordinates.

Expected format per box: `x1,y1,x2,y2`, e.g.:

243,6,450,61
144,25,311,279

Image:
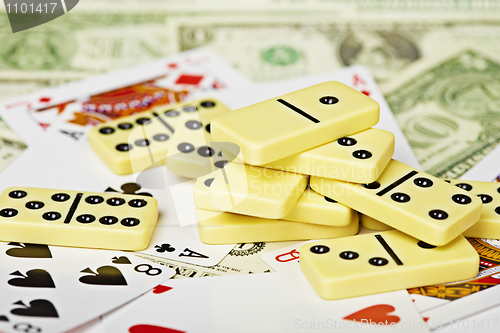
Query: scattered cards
0,241,174,333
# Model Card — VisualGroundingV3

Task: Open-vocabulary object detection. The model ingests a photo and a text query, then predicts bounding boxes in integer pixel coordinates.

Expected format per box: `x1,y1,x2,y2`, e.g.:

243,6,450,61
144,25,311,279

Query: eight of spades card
101,271,428,333
0,241,175,333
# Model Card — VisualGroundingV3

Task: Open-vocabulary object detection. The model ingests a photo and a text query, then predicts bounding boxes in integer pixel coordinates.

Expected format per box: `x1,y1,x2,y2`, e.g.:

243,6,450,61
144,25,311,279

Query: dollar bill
169,15,500,82
382,46,500,178
0,117,27,172
134,241,302,279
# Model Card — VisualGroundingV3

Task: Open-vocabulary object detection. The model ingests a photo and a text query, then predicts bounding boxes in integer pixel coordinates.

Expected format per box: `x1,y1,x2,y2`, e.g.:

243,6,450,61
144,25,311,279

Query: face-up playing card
0,241,174,333
260,242,307,272
101,271,428,333
0,48,252,146
412,264,500,327
216,64,421,169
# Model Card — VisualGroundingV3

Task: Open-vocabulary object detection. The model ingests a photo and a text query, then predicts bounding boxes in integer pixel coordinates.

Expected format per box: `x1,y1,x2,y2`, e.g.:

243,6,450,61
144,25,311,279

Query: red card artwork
129,324,185,333
343,304,400,324
153,285,172,294
175,74,204,86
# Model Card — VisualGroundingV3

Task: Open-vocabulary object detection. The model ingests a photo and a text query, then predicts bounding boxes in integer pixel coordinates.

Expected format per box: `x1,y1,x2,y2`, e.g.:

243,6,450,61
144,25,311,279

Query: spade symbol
79,266,127,286
112,256,131,264
0,315,8,321
6,243,52,258
8,269,55,288
105,183,152,197
11,299,58,318
155,244,175,253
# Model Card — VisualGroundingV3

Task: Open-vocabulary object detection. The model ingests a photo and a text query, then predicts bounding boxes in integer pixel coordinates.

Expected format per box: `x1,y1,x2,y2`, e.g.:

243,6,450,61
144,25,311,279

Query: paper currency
0,5,170,99
0,117,26,172
382,46,500,178
169,16,500,82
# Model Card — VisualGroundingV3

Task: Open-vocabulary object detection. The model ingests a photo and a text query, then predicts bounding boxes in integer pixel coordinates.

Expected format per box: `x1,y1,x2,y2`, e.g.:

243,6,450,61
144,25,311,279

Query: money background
1,0,500,275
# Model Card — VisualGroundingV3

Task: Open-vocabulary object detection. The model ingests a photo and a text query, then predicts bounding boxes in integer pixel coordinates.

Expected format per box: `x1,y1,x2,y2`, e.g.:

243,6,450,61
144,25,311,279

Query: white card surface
101,271,428,333
0,241,174,333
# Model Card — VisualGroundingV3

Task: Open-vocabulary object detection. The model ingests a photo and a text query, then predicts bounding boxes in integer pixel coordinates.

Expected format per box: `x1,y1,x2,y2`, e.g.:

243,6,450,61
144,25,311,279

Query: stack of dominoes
190,81,496,300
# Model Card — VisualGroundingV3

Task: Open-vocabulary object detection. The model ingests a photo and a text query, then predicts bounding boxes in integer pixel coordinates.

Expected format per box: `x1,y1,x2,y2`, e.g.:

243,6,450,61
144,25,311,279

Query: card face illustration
0,241,174,333
101,271,428,333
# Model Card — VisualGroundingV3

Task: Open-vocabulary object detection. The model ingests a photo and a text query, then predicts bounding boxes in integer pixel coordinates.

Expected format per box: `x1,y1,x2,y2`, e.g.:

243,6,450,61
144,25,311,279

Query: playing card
418,265,500,328
216,64,421,169
0,241,174,333
0,48,252,146
432,302,500,332
260,242,306,272
405,237,500,325
101,271,428,332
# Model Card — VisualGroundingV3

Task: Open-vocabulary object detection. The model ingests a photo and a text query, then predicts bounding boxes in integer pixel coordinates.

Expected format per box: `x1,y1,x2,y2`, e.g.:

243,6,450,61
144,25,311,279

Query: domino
209,162,308,219
283,188,355,226
260,128,394,183
88,99,219,175
197,208,358,245
211,81,380,165
360,214,394,231
166,99,235,178
310,159,482,246
300,230,479,300
0,187,158,250
445,179,500,238
194,172,354,227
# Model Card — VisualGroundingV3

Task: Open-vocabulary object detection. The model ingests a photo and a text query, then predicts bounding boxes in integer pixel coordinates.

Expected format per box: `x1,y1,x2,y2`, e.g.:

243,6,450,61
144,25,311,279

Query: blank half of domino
0,187,158,250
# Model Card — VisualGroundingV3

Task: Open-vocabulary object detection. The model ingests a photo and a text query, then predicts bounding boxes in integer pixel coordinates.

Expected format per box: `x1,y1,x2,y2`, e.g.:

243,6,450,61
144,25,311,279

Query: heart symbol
39,97,51,103
153,285,172,294
129,324,185,333
343,304,400,324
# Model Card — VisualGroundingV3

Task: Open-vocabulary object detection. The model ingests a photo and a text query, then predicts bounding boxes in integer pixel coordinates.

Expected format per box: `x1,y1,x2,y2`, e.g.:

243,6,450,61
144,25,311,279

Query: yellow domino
193,171,221,210
300,230,479,300
211,81,380,165
89,99,218,175
0,187,158,251
310,159,482,246
209,163,308,219
197,208,359,244
261,129,394,183
283,188,355,226
360,214,394,231
167,99,234,178
445,180,500,238
194,172,354,227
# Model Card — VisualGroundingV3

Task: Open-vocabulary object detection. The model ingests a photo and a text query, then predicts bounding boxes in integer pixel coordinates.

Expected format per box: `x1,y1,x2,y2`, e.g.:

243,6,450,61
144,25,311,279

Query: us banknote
382,46,500,178
169,16,500,82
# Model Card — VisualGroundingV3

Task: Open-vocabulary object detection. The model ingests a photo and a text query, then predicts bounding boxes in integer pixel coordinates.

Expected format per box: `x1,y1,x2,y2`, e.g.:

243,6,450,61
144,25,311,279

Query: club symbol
105,183,152,197
155,243,175,253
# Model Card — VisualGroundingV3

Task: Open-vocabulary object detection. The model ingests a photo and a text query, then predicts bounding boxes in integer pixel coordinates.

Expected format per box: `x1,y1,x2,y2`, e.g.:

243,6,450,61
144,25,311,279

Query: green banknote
383,46,500,179
170,15,500,82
